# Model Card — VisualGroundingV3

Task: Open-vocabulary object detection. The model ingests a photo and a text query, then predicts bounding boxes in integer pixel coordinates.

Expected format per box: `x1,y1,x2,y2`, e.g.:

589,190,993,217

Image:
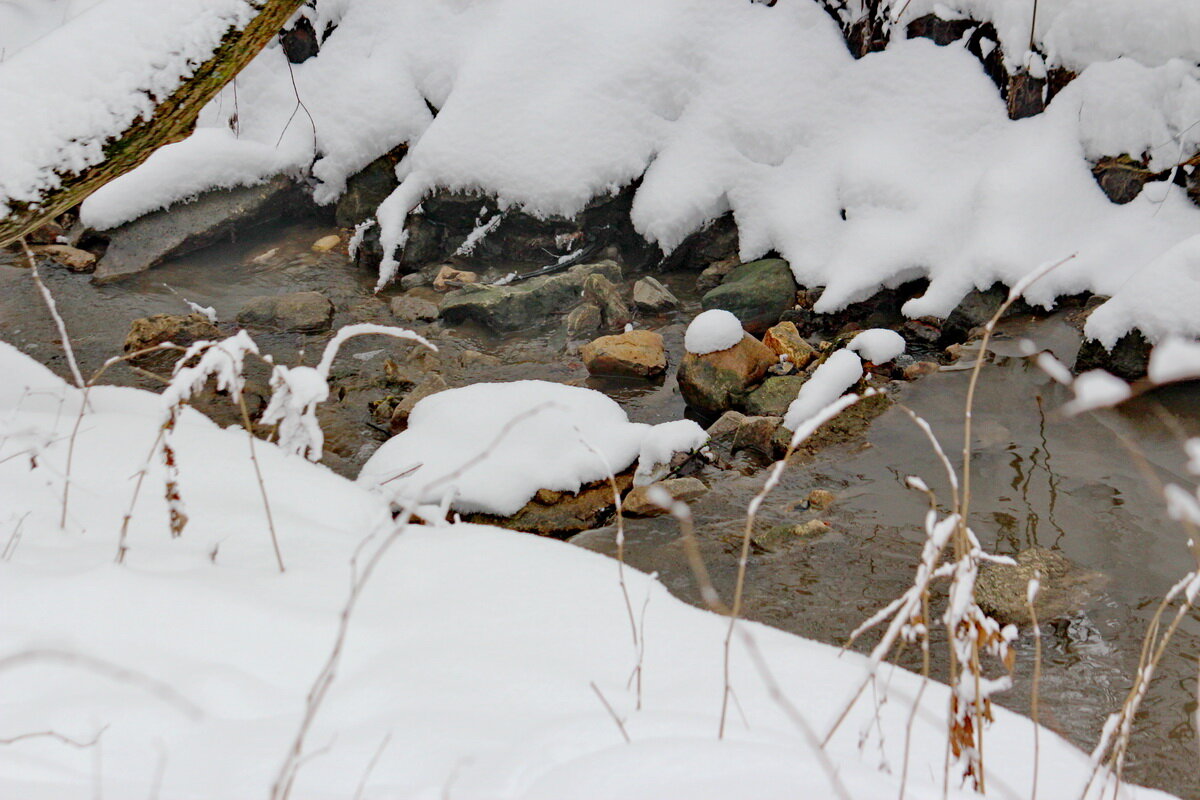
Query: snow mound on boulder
685,309,745,355
848,328,906,364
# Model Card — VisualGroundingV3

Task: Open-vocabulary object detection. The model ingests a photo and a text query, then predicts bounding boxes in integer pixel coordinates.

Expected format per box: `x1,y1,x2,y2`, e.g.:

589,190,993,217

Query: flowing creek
2,221,1198,798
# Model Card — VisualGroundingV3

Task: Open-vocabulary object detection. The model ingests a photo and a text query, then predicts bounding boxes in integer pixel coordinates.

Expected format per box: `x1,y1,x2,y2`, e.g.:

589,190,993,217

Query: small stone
677,334,776,414
389,294,440,323
33,244,95,272
581,330,667,379
434,264,479,292
311,234,341,253
622,477,708,517
632,276,678,313
900,318,942,345
753,519,829,551
762,321,816,369
806,489,835,509
389,374,449,432
400,271,431,290
566,303,603,337
583,273,633,328
237,291,334,333
903,360,940,380
945,343,967,361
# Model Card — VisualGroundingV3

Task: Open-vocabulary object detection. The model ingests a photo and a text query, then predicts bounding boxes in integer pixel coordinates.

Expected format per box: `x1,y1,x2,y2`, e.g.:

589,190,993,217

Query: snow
684,309,745,355
848,328,906,364
1062,369,1132,415
1148,337,1200,385
0,341,1177,800
633,419,708,486
784,349,864,430
358,380,702,516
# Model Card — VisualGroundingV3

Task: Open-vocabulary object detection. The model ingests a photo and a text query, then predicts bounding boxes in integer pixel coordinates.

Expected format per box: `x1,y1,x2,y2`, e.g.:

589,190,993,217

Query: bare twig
590,681,631,743
352,732,392,800
0,725,108,748
22,238,84,389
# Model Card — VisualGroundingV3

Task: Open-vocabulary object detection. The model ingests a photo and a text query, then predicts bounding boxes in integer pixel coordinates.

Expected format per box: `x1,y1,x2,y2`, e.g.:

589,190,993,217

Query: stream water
2,221,1197,798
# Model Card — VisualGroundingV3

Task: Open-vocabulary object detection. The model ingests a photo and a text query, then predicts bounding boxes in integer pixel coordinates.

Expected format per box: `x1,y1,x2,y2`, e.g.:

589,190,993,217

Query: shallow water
2,222,1198,797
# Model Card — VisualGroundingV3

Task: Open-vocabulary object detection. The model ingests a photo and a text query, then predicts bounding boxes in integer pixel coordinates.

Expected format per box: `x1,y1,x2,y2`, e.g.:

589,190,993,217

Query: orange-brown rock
763,321,816,369
581,330,667,378
678,334,775,414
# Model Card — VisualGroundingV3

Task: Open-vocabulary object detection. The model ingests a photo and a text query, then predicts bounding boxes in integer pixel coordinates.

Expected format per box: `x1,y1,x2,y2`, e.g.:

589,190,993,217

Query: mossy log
0,0,305,248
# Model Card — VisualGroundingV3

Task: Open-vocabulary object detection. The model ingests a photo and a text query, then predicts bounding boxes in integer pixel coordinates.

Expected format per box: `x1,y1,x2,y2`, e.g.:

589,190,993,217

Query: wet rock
900,317,943,346
976,547,1105,625
731,415,784,459
777,390,892,454
1006,71,1046,120
1074,330,1152,381
94,176,312,283
696,258,739,292
678,334,776,415
622,477,708,517
903,360,940,380
312,234,341,253
237,291,334,333
566,303,603,337
335,149,404,228
280,16,320,63
700,258,797,334
581,330,667,379
942,283,1030,343
583,273,633,328
660,213,739,272
742,375,807,417
632,276,678,313
762,321,816,369
439,260,621,332
433,264,479,292
806,489,835,509
389,374,449,433
124,313,221,371
389,295,440,324
467,468,635,536
33,244,95,272
1092,155,1161,205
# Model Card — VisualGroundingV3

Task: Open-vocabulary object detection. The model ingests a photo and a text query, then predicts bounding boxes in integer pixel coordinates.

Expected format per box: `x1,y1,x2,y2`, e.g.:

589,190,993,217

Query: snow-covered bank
2,0,1194,344
0,337,1177,798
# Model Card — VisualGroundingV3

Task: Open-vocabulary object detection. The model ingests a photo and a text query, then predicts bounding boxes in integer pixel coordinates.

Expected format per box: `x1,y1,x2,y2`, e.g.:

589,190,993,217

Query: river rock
390,295,440,323
124,313,221,371
678,333,775,414
1075,330,1151,381
976,547,1105,625
762,321,815,369
621,477,708,517
237,291,334,333
335,151,402,227
399,271,431,290
439,260,622,332
632,276,678,313
753,519,830,552
566,303,603,337
696,258,739,292
32,244,96,272
433,264,479,292
311,234,341,253
389,374,449,433
466,469,635,536
806,489,835,509
903,360,940,380
700,258,797,334
742,375,807,417
581,330,666,378
583,273,633,328
94,176,308,283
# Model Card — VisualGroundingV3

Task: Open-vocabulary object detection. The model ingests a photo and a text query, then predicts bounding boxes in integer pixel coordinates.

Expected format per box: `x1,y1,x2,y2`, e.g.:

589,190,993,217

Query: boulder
677,334,775,414
581,330,667,378
439,260,622,332
335,151,402,228
389,295,440,324
124,313,221,372
237,291,334,333
742,375,808,417
94,176,310,283
762,321,816,369
632,276,678,313
566,303,603,337
621,477,708,517
466,469,635,536
700,258,797,334
583,273,633,328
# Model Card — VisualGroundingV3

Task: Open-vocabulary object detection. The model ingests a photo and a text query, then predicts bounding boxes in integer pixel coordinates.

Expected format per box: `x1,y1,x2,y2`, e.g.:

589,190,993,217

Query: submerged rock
33,244,95,272
622,477,708,517
237,291,334,333
976,547,1106,626
439,260,622,332
124,313,221,372
700,258,797,334
581,330,667,379
677,334,775,414
94,176,311,284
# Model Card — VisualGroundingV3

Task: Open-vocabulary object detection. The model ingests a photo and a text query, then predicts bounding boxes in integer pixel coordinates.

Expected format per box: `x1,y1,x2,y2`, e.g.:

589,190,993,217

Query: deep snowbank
0,341,1176,798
